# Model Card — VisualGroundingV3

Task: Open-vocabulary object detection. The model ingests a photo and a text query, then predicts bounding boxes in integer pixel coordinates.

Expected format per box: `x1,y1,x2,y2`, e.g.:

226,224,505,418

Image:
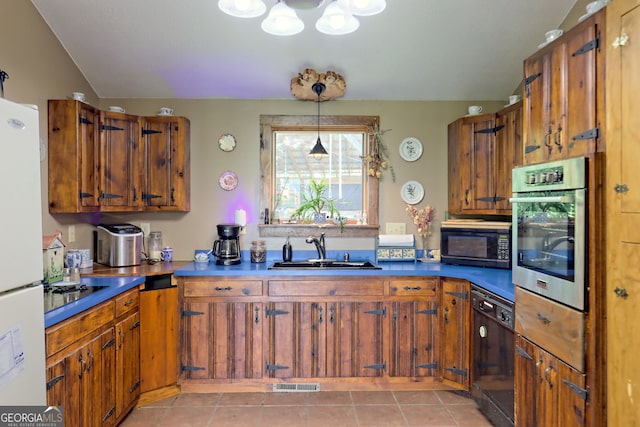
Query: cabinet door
523,51,547,165
440,278,470,387
140,286,179,392
141,117,190,211
48,100,100,212
115,311,140,419
46,359,67,409
494,102,523,213
181,301,262,380
389,301,438,377
515,335,549,427
99,112,143,210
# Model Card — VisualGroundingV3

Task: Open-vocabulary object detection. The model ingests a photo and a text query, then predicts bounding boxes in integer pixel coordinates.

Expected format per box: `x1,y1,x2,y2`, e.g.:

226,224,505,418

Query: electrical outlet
385,222,406,234
140,222,151,236
68,225,76,243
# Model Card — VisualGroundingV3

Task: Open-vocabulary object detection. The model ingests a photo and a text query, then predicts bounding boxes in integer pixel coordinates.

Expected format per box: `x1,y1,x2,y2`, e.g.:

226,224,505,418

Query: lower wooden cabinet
440,278,470,388
515,335,587,427
45,288,140,427
178,276,468,390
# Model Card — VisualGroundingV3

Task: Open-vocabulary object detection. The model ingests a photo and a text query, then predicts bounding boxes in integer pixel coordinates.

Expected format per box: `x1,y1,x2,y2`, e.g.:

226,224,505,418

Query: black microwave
440,221,511,269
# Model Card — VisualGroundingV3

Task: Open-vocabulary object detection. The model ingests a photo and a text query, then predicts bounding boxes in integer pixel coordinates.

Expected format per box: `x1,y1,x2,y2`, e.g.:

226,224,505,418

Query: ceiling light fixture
218,0,386,36
309,82,329,159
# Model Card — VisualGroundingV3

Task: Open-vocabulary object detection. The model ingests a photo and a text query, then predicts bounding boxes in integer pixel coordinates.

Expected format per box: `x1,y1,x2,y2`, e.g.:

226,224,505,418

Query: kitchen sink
269,260,381,270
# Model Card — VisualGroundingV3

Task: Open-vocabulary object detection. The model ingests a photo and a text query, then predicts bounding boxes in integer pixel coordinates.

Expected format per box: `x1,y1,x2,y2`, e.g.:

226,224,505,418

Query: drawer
46,300,115,356
183,279,263,297
115,288,139,317
515,286,585,371
269,279,384,296
389,278,437,296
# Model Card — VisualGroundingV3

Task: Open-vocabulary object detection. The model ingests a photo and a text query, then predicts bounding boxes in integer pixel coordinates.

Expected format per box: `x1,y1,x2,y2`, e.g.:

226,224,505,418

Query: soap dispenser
283,237,292,262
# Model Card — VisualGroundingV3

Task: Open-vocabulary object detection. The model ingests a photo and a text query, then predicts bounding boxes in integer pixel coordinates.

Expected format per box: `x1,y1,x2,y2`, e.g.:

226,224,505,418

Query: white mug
72,92,85,101
509,95,522,104
468,105,483,115
159,107,174,116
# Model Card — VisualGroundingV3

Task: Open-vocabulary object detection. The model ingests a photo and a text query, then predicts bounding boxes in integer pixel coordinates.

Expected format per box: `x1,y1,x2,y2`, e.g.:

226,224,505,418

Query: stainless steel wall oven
510,157,587,310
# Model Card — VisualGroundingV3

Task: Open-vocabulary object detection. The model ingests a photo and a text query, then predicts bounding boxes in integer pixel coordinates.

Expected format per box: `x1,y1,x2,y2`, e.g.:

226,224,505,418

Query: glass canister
148,231,163,260
250,240,266,263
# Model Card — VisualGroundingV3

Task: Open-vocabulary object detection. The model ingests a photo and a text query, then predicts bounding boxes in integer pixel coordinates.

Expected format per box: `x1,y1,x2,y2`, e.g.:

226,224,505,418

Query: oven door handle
508,195,573,204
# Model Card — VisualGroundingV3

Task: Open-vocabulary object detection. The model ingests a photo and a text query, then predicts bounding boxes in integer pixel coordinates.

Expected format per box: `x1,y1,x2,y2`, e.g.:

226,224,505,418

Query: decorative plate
218,133,237,152
218,171,238,191
400,180,424,205
399,137,423,162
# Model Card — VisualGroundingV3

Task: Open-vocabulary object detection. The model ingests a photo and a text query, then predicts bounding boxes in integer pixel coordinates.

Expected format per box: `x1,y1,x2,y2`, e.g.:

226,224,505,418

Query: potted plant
291,178,344,230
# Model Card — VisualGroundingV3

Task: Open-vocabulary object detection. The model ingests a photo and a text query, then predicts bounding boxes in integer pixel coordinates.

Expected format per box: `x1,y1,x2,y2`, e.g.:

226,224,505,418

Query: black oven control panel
471,287,514,330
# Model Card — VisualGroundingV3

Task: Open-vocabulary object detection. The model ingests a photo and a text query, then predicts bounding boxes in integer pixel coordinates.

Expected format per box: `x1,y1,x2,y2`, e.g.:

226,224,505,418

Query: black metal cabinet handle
536,312,552,324
215,286,232,291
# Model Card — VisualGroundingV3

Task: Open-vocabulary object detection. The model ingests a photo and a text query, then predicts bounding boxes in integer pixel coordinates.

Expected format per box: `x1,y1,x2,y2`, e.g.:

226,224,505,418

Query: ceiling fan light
262,1,305,35
218,0,267,18
316,1,359,35
336,0,386,16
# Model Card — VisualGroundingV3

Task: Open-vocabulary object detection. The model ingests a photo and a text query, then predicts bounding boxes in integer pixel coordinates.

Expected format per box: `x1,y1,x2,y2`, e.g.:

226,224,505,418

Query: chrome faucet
306,232,326,260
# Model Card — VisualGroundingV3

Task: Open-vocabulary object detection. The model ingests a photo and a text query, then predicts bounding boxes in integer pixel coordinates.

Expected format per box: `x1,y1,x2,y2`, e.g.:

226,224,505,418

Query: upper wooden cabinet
47,100,190,213
523,11,605,164
447,101,522,215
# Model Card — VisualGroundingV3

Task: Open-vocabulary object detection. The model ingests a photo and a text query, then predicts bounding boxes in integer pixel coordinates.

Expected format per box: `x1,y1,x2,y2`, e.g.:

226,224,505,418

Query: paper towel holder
375,234,417,263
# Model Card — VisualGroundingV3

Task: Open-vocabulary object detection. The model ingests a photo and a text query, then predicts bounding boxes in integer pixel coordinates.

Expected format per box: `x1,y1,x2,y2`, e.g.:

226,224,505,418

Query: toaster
96,224,142,267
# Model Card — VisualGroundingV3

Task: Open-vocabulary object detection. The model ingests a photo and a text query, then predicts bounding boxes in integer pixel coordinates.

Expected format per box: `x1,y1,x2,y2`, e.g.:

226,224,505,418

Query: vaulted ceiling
31,0,578,101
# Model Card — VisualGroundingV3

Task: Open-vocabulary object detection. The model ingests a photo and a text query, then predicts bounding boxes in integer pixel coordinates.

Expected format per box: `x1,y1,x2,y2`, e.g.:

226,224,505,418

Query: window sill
258,224,380,238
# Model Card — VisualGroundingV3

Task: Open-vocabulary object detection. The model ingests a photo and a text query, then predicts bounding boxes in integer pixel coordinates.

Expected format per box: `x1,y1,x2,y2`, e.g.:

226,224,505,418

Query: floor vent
272,383,320,392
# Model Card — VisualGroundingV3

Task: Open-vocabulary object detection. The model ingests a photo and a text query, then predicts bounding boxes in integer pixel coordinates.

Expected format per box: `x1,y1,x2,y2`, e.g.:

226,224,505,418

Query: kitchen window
259,114,380,238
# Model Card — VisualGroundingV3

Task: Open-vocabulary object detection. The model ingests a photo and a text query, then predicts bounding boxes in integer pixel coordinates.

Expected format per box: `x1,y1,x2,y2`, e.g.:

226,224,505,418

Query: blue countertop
44,276,145,328
175,259,514,302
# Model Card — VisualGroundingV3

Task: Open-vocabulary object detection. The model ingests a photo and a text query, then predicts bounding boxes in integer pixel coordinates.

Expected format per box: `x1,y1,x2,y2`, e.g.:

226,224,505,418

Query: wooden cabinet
141,117,191,211
45,289,140,427
440,278,470,388
47,100,191,212
178,276,470,391
515,335,586,427
48,100,100,212
606,1,640,425
447,102,522,215
388,279,438,378
99,111,144,211
523,11,604,164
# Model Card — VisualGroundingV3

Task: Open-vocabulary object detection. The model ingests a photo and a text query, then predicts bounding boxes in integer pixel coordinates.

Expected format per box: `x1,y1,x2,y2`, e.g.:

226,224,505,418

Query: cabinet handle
544,127,553,155
403,286,422,291
536,312,552,324
329,304,335,324
78,354,85,378
444,307,449,324
215,286,232,291
87,349,94,372
544,366,553,387
614,184,629,194
124,299,134,306
554,125,563,152
255,307,260,324
464,189,470,206
615,287,629,299
119,330,125,348
613,33,630,48
318,305,323,323
536,359,543,381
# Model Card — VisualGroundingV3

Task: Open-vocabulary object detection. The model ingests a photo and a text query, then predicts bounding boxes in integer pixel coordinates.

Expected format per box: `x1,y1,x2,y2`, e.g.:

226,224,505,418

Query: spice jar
250,240,266,263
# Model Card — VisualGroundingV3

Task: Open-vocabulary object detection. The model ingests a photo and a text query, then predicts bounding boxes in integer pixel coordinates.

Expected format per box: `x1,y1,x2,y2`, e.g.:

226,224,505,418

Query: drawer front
269,279,384,296
115,288,139,317
183,279,263,297
515,286,585,371
389,278,438,296
46,300,115,356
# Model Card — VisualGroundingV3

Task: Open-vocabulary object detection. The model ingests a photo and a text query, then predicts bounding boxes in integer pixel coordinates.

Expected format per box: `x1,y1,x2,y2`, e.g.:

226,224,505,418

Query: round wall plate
218,133,237,152
399,137,423,162
219,171,238,191
401,180,424,204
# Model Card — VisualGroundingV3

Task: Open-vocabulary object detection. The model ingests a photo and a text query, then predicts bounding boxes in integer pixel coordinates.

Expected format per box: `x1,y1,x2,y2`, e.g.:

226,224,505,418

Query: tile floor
120,390,494,427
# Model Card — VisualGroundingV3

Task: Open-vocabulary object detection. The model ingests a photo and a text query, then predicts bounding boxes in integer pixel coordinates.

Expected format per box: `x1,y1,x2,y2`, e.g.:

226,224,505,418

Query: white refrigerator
0,97,46,404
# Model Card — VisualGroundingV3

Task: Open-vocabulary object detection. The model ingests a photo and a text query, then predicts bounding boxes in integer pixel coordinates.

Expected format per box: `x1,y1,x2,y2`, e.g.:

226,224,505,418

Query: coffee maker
212,224,242,265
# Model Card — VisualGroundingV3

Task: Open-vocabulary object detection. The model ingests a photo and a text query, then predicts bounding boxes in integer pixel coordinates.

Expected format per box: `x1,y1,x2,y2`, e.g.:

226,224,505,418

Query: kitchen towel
378,234,415,247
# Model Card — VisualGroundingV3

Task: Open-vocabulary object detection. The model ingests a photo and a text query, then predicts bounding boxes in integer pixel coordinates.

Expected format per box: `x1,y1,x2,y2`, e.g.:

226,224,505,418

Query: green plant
290,178,344,230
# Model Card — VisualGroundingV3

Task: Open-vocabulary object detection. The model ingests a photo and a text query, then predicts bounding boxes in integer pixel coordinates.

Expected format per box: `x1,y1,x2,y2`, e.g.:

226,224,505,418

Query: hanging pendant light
316,0,359,35
309,82,329,159
261,0,305,36
218,0,267,18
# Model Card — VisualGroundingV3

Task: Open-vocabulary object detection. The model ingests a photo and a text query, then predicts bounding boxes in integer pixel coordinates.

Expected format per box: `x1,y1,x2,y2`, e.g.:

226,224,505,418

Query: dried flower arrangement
362,126,395,181
406,203,435,252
